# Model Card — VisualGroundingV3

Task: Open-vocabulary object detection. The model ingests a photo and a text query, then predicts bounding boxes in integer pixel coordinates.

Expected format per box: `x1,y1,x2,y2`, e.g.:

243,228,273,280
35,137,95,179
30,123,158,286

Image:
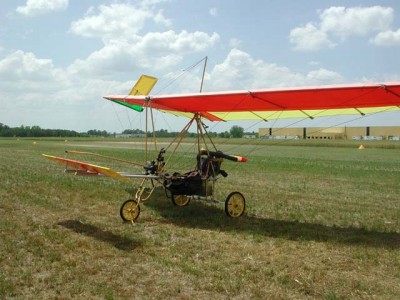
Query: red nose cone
234,156,247,162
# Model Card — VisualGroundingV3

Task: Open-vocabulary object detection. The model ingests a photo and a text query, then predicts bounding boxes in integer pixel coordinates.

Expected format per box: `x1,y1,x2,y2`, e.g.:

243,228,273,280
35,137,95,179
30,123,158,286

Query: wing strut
299,110,315,119
250,111,269,122
353,108,366,116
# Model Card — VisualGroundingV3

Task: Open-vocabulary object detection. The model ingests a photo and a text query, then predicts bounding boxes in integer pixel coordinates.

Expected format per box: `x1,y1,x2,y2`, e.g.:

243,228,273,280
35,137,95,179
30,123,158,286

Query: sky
1,0,400,133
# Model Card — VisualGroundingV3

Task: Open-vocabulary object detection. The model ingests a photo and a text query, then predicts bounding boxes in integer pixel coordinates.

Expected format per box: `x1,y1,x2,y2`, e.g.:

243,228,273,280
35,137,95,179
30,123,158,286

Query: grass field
1,138,399,299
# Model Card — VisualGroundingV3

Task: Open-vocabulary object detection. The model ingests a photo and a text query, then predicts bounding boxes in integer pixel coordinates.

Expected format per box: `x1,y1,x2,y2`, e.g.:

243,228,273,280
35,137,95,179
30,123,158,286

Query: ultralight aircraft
44,65,400,222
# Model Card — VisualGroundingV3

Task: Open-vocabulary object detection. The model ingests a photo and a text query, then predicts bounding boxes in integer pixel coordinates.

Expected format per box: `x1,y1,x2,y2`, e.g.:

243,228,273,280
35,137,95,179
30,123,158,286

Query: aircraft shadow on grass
56,201,399,250
144,199,400,249
58,220,141,251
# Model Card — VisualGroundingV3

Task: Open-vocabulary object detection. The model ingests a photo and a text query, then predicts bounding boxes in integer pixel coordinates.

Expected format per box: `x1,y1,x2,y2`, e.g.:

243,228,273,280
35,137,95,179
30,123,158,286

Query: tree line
0,123,256,138
121,125,253,138
0,124,82,137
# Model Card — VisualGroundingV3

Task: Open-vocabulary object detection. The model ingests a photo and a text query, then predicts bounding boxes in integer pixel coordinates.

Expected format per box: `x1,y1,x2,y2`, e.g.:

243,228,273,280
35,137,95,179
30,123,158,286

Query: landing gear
120,199,141,222
171,194,191,206
225,192,245,217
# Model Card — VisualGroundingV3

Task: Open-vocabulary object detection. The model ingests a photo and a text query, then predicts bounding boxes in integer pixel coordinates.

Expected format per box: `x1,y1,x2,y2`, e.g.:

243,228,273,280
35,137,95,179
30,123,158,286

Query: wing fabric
104,82,400,121
42,154,129,182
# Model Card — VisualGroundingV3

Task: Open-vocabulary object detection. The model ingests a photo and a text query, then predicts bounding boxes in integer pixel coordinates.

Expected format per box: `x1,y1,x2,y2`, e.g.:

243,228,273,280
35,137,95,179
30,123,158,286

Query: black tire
120,199,141,222
225,192,245,217
171,194,191,207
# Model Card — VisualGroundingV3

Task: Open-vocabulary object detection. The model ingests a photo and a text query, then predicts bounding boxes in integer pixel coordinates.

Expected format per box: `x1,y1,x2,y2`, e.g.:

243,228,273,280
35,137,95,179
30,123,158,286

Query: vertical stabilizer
112,75,158,112
129,75,158,96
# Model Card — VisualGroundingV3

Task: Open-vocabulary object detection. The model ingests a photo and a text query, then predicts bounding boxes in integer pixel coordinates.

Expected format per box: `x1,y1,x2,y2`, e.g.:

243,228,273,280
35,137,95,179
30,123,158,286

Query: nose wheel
225,192,245,217
120,199,141,222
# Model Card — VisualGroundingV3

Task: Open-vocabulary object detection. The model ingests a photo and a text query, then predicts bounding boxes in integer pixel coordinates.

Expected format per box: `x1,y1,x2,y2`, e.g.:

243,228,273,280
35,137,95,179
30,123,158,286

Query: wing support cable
247,91,286,110
160,116,196,173
195,114,217,153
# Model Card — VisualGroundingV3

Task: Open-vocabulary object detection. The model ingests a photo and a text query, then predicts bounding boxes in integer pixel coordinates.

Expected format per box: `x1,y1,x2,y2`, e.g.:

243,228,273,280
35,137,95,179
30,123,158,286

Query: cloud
229,38,242,48
0,49,132,131
68,30,219,76
70,3,171,41
370,29,400,46
290,23,335,51
208,49,344,91
0,48,345,102
16,0,68,16
0,50,56,82
68,3,219,77
209,7,218,17
0,50,115,99
139,0,171,8
305,68,343,84
319,6,393,38
290,6,394,51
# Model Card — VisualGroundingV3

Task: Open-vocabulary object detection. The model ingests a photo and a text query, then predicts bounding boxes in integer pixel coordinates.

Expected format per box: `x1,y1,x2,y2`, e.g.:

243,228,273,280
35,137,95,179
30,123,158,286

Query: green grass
1,138,399,299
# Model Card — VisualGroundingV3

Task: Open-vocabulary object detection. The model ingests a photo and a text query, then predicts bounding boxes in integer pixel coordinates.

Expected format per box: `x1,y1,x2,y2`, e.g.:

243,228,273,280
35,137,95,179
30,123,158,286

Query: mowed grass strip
0,138,399,299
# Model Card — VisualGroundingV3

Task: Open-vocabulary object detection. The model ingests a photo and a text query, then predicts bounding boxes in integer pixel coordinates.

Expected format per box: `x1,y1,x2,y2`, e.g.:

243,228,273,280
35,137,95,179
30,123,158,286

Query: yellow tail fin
129,75,158,95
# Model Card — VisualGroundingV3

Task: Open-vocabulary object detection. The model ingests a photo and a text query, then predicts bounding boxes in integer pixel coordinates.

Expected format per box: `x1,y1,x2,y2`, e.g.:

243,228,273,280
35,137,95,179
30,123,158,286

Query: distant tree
218,131,230,138
87,129,110,137
30,125,42,137
122,129,133,134
230,125,244,138
0,123,12,137
122,129,145,135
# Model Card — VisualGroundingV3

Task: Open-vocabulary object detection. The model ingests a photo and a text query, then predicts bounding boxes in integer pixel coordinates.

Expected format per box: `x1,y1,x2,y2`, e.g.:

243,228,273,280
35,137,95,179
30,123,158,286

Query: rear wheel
225,192,245,217
171,194,191,206
120,199,141,222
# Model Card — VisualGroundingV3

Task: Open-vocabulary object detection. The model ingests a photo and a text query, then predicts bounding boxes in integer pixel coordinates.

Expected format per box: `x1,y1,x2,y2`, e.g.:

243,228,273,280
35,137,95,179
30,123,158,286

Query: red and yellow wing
104,82,400,121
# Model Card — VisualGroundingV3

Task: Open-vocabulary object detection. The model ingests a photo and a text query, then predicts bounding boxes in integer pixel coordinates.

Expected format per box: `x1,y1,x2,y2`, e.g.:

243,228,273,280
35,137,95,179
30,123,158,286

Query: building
259,126,400,141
